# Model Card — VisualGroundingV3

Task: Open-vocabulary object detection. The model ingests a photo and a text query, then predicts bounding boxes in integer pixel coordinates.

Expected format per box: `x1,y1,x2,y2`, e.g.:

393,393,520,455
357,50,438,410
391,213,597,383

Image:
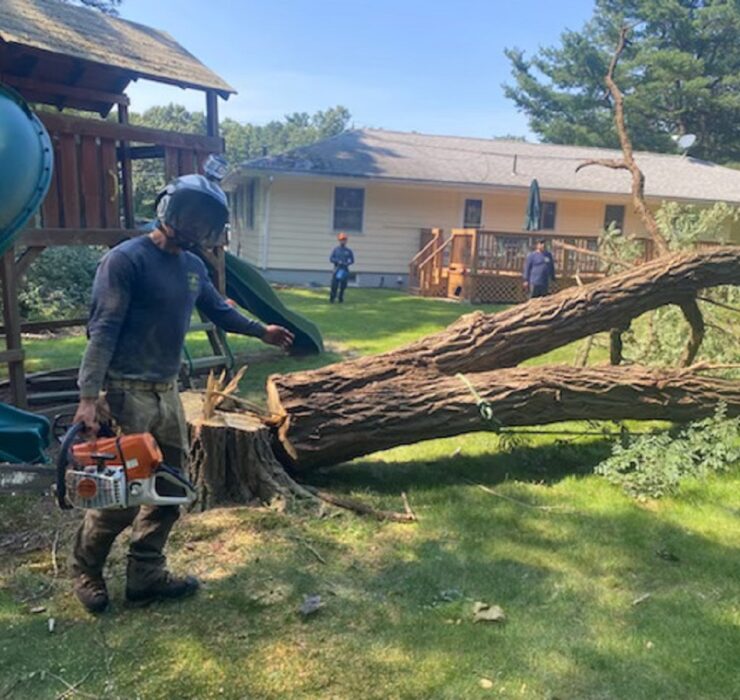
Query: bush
18,247,104,320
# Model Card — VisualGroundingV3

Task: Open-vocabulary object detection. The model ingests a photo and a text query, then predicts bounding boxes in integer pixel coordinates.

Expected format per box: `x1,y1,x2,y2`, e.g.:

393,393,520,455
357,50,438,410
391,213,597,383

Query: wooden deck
410,228,654,304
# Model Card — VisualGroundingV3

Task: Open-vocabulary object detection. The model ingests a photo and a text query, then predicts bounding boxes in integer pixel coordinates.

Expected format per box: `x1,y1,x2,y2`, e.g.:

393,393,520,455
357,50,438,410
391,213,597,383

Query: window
540,201,557,230
604,204,625,232
333,187,364,232
463,199,483,228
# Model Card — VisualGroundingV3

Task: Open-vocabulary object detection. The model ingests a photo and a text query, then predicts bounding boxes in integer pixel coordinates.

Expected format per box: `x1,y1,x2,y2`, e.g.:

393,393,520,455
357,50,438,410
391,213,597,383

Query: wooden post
118,104,135,228
1,248,27,408
205,90,219,139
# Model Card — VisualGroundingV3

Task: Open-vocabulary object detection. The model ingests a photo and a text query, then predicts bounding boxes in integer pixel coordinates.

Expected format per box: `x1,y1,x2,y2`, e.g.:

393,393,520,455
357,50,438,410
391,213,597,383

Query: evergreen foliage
504,0,740,163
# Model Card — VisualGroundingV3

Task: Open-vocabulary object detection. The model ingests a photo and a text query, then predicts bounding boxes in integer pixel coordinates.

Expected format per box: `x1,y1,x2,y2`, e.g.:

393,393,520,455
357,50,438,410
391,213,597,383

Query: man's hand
262,325,295,351
73,397,100,435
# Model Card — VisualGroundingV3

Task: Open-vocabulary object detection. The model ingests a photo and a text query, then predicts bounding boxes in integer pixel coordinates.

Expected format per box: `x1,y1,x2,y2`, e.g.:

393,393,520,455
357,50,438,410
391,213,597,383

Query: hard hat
337,232,348,241
155,174,229,250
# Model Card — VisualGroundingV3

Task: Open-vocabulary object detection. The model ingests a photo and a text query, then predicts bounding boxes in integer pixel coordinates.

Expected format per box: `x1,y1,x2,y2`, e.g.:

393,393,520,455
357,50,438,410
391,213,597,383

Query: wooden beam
0,318,87,335
120,145,165,160
118,104,135,228
15,246,46,278
38,112,222,152
0,464,55,494
1,249,27,408
0,349,25,363
206,90,219,139
18,228,142,247
0,73,130,107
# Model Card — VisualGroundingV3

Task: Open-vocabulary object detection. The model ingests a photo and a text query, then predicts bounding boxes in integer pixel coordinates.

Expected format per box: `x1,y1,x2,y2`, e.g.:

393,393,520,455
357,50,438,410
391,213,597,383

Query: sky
119,0,596,140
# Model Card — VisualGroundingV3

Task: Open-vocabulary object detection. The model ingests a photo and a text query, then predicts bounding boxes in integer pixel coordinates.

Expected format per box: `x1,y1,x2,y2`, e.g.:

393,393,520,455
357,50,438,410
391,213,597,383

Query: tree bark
678,297,705,367
268,365,740,470
182,392,314,510
267,247,739,400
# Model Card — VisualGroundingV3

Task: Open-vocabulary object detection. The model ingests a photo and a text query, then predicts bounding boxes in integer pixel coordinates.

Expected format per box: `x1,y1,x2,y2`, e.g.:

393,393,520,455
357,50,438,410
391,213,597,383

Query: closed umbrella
524,178,541,231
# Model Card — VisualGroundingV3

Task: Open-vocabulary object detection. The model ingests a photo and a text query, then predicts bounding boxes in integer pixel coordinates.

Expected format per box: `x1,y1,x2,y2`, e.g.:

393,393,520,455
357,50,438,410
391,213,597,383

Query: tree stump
181,392,313,511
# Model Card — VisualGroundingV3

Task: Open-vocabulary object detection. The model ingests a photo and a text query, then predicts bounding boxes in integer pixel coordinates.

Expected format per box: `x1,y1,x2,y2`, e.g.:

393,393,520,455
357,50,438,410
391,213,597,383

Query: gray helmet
155,174,229,250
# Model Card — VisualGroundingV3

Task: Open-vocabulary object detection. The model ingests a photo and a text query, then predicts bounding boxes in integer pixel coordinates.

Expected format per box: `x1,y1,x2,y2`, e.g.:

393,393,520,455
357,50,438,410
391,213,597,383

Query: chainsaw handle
56,421,86,510
153,465,196,505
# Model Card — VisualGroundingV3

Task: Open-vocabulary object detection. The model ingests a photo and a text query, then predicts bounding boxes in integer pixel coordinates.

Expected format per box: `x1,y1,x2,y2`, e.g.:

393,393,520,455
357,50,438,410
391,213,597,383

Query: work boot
125,571,200,606
73,573,110,614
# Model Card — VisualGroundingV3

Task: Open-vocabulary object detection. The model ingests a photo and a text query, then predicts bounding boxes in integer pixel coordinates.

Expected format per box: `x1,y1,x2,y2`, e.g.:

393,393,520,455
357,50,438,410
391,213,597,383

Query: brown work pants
70,384,189,590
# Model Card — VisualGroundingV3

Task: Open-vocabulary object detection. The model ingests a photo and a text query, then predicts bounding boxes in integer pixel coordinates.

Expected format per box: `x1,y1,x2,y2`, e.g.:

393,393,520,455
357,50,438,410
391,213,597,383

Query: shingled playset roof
0,0,234,96
236,128,740,204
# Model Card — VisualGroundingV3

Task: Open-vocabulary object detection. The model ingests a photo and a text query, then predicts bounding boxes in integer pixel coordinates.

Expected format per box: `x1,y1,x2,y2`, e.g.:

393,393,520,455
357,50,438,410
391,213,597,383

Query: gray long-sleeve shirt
78,236,265,398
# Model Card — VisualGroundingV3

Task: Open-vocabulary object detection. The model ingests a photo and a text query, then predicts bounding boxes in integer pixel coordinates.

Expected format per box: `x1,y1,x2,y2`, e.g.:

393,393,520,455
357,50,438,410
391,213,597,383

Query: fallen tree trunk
268,365,740,470
269,248,739,404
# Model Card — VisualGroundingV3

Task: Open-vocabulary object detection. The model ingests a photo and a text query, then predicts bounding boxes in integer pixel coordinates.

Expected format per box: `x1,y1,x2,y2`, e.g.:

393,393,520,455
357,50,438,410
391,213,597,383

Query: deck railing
409,228,450,296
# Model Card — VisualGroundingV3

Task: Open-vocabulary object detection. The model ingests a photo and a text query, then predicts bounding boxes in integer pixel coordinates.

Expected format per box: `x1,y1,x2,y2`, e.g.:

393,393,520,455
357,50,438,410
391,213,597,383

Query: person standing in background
329,232,355,303
523,238,556,298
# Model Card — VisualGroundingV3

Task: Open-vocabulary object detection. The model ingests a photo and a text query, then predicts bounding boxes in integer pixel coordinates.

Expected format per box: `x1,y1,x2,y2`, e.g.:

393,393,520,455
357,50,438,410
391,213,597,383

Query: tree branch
575,158,628,173
678,296,705,367
577,25,671,256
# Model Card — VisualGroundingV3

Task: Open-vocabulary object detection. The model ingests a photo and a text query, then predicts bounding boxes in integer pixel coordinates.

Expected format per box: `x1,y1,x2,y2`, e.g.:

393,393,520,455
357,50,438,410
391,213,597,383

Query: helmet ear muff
155,183,177,224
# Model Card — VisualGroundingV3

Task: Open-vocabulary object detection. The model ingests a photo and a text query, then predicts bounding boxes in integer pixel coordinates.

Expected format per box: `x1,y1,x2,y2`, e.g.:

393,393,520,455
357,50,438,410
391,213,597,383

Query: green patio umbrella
524,178,541,231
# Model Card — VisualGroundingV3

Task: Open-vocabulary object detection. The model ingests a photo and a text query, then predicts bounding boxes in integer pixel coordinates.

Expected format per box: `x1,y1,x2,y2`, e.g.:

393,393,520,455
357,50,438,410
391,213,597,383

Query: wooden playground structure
0,0,235,408
409,228,656,304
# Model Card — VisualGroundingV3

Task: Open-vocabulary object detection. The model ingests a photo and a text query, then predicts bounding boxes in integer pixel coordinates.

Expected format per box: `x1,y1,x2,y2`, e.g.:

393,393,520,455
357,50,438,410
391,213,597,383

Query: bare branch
577,25,671,256
575,158,628,173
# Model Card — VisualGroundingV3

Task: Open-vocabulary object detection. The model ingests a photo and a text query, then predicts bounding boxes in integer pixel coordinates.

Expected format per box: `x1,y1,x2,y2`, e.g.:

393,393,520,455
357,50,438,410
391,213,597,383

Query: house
223,129,740,297
0,0,234,406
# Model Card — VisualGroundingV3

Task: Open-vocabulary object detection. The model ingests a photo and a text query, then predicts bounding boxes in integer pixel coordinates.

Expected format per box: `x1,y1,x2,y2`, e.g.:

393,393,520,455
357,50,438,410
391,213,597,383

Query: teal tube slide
225,253,323,354
0,403,50,464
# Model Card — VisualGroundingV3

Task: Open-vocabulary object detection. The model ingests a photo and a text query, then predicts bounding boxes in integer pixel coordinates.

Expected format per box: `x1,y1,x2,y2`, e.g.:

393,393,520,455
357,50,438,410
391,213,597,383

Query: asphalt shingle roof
240,129,740,204
0,0,234,95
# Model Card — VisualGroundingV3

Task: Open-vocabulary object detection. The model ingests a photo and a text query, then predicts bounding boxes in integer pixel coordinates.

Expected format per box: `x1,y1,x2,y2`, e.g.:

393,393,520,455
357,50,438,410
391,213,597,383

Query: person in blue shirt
329,232,355,303
69,174,294,614
523,238,556,298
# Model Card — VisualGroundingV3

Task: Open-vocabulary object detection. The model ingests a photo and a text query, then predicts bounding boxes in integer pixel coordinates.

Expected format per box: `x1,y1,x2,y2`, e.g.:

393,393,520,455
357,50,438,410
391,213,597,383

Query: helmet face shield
165,189,228,249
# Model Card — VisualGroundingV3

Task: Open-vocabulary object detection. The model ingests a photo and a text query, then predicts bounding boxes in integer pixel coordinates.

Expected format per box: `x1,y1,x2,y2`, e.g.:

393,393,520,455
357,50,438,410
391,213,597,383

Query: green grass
1,289,737,699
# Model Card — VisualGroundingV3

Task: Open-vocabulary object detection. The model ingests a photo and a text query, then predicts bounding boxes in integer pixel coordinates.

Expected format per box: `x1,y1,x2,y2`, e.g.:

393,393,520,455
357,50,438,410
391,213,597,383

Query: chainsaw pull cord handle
56,421,86,510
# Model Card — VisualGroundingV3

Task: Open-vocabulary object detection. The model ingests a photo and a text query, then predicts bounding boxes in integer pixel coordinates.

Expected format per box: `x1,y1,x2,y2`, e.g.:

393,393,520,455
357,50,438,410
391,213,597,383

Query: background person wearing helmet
69,174,294,614
329,232,355,303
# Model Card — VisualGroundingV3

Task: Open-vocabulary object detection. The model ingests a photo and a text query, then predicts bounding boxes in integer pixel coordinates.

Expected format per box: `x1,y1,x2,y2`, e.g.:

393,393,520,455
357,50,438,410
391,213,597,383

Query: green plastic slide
0,402,50,464
225,253,323,354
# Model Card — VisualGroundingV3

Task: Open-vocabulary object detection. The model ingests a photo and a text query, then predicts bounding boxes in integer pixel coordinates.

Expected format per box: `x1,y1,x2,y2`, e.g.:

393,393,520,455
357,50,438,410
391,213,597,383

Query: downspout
261,176,273,270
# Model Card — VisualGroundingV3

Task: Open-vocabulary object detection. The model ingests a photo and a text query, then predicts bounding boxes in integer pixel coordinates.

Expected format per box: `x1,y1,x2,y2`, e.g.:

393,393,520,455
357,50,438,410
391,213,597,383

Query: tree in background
221,106,352,164
504,0,740,163
130,104,351,220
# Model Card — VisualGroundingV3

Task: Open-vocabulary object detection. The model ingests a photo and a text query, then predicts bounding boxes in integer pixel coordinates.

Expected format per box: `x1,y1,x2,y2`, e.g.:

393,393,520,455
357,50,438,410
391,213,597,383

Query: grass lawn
1,289,738,700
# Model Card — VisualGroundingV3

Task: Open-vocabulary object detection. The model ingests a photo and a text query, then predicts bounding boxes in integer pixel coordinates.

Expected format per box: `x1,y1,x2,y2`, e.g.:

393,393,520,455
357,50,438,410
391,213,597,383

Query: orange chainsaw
56,422,195,510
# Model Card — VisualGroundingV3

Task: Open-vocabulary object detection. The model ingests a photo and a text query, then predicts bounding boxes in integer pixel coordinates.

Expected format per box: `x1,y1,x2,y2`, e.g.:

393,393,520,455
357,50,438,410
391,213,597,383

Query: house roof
233,128,740,204
0,0,235,98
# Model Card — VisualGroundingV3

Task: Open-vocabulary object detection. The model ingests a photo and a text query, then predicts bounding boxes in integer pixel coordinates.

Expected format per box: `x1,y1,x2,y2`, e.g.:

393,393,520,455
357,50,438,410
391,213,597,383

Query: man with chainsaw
329,232,354,303
70,173,294,613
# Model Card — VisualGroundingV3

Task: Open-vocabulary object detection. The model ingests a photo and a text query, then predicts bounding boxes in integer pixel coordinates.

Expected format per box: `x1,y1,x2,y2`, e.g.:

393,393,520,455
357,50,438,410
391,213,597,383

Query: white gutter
260,176,273,270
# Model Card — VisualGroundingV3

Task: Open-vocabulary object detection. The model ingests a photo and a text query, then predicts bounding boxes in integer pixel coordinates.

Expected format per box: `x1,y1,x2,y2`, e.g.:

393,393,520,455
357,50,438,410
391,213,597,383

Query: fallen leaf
479,678,494,689
656,548,680,562
299,595,324,617
438,588,463,602
473,601,506,623
30,606,46,614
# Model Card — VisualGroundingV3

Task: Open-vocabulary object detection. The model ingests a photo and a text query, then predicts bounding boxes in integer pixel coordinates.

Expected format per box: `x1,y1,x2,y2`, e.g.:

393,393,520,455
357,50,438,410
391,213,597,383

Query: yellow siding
266,179,461,273
229,176,737,274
